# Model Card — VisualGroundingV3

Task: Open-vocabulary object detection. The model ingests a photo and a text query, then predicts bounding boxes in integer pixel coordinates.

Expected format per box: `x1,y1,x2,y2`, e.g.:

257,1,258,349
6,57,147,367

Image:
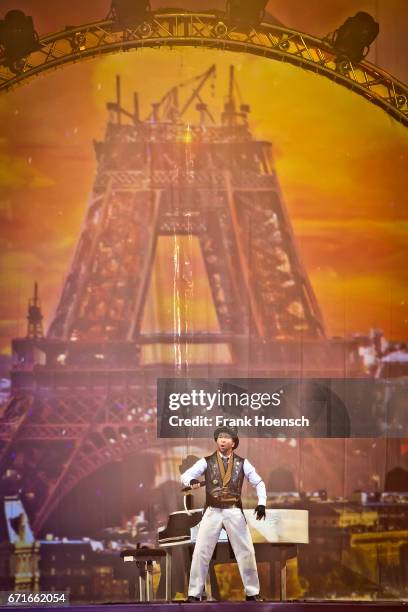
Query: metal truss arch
0,10,407,126
33,423,159,533
0,380,159,533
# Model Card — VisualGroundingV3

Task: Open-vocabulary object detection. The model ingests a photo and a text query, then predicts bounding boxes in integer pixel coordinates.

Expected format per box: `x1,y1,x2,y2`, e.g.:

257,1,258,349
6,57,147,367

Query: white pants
188,507,260,597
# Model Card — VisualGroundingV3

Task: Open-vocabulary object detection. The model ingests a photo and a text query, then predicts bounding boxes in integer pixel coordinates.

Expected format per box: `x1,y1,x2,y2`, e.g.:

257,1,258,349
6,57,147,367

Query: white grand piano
158,508,309,600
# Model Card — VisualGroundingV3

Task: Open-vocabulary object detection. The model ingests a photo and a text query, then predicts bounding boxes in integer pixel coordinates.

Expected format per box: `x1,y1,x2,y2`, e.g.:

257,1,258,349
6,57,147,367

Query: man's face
216,433,234,455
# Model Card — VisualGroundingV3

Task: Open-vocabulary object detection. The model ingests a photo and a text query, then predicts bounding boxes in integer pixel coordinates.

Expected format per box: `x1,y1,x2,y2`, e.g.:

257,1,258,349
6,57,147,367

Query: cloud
293,219,408,237
0,319,20,329
0,140,55,190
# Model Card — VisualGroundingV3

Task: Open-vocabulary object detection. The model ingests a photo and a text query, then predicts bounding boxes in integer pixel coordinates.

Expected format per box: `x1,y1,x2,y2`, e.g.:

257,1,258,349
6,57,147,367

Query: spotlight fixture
0,10,40,70
137,21,152,37
396,95,407,109
331,11,379,64
279,39,290,51
336,59,351,76
214,21,228,37
226,0,268,27
70,31,87,52
110,0,151,28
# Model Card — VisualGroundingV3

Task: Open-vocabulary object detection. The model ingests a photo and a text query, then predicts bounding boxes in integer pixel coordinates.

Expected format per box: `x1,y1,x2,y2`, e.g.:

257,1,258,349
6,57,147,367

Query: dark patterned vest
204,452,245,508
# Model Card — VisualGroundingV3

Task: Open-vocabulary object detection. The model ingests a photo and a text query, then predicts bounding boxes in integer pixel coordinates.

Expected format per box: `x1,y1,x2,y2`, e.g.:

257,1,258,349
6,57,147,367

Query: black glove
254,505,266,520
189,479,200,487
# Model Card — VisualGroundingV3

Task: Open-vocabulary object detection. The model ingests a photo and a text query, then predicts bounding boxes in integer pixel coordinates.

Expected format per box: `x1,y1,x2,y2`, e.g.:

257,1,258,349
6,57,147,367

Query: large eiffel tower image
0,65,361,535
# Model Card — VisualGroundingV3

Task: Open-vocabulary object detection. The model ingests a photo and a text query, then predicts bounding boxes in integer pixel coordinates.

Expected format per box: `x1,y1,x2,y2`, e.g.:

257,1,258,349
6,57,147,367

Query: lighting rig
0,9,40,73
109,0,151,28
326,11,379,72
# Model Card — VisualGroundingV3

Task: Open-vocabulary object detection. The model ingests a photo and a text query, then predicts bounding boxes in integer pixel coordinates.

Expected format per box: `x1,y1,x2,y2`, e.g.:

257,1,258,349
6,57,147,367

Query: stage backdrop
0,2,408,603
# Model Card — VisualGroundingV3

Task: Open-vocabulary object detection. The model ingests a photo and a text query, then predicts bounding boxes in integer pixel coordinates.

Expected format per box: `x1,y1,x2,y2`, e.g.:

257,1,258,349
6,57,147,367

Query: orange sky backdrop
0,42,407,352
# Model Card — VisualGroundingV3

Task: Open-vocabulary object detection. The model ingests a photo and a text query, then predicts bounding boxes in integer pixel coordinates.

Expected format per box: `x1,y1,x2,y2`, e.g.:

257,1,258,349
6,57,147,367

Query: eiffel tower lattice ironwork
0,65,361,534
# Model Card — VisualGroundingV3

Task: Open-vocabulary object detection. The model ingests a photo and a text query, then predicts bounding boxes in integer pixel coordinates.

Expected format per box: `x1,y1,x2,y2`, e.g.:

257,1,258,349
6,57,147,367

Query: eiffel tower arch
0,64,362,534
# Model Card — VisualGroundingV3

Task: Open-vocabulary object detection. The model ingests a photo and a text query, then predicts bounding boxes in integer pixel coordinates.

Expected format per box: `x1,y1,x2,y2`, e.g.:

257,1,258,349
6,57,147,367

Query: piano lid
158,509,203,544
189,509,309,544
244,509,308,544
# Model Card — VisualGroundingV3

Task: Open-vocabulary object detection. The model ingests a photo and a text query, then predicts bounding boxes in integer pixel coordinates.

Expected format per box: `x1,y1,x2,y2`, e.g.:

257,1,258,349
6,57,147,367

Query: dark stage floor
0,601,406,611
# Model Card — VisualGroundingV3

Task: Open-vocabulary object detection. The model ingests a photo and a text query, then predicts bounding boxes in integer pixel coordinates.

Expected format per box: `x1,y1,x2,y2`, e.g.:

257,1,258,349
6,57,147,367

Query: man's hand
254,505,266,520
190,479,201,489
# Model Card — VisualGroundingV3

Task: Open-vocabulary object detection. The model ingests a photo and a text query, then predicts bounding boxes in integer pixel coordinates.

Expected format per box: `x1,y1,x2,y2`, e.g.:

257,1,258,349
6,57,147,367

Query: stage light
0,10,40,70
138,21,152,37
331,11,379,64
214,21,228,37
396,95,407,109
226,0,268,27
70,32,87,52
110,0,151,28
337,59,351,76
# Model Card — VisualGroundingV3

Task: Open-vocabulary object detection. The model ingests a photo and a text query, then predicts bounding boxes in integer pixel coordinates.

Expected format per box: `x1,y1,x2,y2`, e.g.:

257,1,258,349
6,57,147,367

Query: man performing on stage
180,426,266,602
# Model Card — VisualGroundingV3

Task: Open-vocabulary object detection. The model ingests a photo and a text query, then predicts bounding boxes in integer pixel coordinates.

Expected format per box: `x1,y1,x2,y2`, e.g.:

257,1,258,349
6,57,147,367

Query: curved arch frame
0,10,407,126
33,426,160,533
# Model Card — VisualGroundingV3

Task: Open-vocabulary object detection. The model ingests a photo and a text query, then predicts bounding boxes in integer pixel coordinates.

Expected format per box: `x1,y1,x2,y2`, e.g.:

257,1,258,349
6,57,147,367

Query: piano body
158,508,309,600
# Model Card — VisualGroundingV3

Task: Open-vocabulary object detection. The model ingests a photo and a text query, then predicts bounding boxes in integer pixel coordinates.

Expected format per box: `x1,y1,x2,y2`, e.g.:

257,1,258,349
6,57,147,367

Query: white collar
218,451,232,460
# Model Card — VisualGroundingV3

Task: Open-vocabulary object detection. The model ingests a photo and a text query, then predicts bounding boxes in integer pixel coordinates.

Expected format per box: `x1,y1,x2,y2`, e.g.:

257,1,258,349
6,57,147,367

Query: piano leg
136,561,149,602
138,570,146,602
146,573,150,601
165,551,172,602
146,563,152,602
272,559,287,601
272,561,280,600
205,569,213,600
281,562,287,601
